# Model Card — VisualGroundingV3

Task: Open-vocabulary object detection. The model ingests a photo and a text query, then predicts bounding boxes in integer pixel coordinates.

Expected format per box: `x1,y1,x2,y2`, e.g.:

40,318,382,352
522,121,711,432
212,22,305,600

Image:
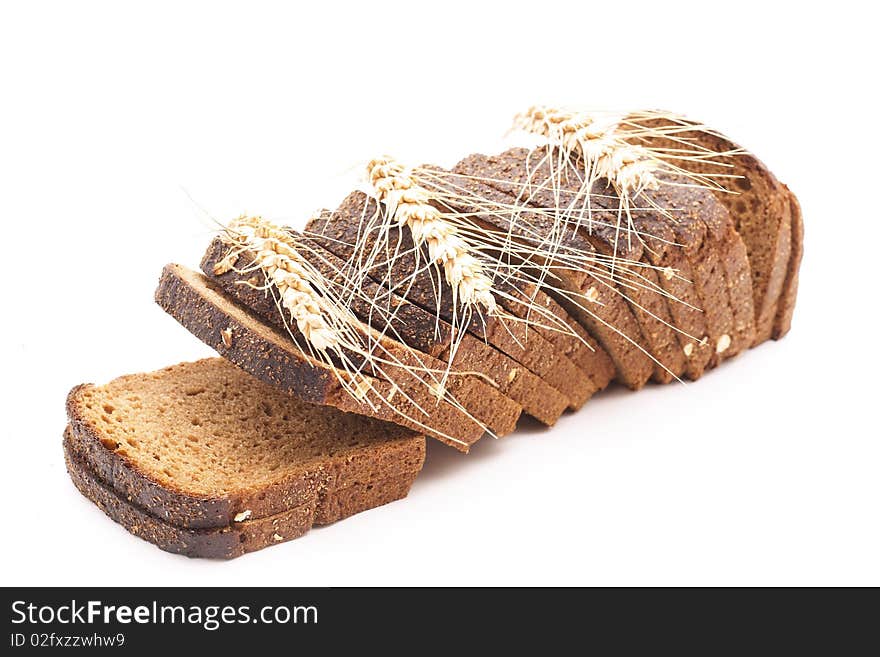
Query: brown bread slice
65,358,426,527
305,193,596,408
773,187,803,339
154,264,498,451
63,358,425,557
201,236,566,426
630,122,791,345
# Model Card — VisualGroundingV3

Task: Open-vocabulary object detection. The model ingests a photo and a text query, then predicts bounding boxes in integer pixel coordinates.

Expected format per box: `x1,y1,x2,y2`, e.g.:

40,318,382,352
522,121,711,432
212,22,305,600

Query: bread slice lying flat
64,358,425,558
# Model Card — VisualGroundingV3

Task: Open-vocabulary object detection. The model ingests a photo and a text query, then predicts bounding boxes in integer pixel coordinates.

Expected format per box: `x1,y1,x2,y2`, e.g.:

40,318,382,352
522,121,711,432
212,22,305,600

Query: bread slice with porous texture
64,358,425,558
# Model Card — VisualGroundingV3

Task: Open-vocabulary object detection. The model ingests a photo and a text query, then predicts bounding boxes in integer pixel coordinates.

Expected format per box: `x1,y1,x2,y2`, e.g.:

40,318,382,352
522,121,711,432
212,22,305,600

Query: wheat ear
367,157,498,316
222,216,339,351
513,106,662,198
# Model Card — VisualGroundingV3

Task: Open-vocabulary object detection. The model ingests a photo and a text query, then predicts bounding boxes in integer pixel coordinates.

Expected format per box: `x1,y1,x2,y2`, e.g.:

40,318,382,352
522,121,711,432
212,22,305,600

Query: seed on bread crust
221,327,234,349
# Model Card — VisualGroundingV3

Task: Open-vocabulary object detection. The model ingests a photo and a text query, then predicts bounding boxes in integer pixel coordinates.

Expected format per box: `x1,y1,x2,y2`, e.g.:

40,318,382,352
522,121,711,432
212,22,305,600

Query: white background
1,0,877,586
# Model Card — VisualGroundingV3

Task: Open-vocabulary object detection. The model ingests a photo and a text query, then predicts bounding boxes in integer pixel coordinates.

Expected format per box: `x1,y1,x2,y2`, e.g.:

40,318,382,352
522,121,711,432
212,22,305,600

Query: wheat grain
367,157,498,315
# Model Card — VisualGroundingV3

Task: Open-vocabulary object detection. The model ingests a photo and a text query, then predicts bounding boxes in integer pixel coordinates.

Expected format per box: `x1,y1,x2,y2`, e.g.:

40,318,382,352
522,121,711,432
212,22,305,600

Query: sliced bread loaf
64,358,425,557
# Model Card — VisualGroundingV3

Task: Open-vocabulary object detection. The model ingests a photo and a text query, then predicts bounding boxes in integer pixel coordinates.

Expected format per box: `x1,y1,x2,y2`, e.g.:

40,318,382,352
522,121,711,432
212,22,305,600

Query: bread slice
201,236,568,426
773,187,803,339
305,192,597,408
154,264,508,451
64,358,425,558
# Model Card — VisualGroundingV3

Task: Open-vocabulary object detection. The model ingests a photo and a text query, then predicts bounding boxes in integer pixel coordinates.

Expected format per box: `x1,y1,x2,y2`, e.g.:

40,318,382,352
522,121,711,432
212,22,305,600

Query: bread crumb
683,343,694,357
273,533,284,541
716,334,731,354
221,327,234,349
233,510,252,522
507,368,518,383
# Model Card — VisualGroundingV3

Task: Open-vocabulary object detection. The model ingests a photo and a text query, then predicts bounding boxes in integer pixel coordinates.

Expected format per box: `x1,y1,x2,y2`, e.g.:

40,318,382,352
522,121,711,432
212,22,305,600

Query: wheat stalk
367,156,498,316
222,216,340,351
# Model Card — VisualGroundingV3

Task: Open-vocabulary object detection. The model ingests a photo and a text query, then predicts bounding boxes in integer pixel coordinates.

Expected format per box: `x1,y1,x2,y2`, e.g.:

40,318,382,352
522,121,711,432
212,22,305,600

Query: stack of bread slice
64,113,803,557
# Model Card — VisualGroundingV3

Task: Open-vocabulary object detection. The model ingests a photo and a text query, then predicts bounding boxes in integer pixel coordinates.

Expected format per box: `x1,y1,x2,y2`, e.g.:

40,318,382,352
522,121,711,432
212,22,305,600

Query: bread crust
772,188,803,339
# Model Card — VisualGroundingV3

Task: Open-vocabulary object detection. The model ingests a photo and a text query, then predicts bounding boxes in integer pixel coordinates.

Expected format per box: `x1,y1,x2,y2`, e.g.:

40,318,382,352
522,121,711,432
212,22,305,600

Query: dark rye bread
773,188,803,339
437,154,687,383
504,279,616,392
199,241,521,437
441,151,694,384
448,148,754,376
154,264,502,451
630,122,791,346
63,358,424,557
305,192,597,408
201,236,568,426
